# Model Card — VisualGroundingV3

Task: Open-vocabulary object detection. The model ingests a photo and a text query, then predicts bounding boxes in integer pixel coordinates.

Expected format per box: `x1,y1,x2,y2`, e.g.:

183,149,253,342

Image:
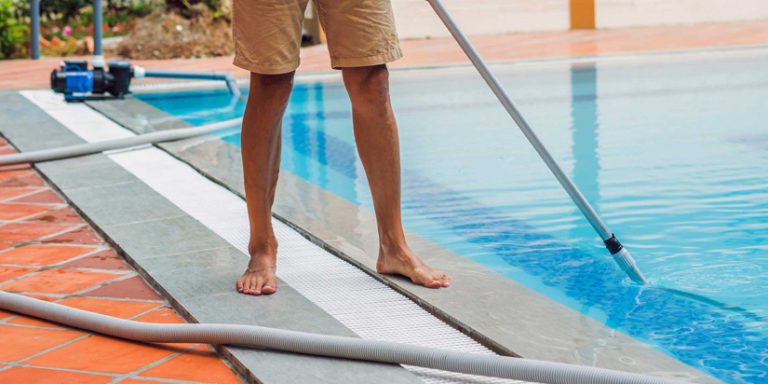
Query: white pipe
0,291,683,384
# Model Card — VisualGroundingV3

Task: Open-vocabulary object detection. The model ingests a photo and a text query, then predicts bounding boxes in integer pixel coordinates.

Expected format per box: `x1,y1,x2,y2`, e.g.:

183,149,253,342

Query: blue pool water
138,51,768,383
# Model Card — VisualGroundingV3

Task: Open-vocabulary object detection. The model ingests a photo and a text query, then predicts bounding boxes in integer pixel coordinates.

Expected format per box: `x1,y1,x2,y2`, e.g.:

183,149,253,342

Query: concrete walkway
1,20,767,90
0,138,244,384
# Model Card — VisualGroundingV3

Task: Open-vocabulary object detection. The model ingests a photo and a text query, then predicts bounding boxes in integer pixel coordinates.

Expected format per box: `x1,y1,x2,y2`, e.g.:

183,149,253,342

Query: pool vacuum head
50,60,133,102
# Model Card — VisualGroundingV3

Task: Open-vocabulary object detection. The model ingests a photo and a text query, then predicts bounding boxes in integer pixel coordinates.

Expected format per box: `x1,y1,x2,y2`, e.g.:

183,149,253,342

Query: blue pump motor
50,60,133,102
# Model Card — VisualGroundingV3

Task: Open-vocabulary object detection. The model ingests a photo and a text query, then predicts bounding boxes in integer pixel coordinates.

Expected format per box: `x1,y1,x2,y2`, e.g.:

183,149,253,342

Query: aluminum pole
425,0,648,284
92,0,104,67
30,0,40,59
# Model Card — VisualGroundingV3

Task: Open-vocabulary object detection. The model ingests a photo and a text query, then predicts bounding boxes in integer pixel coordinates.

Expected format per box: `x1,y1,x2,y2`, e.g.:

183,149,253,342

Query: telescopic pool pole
425,0,648,285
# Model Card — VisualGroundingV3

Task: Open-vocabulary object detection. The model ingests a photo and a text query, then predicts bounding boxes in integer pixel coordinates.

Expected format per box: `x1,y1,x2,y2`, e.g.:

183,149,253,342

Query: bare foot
236,238,277,296
376,244,451,288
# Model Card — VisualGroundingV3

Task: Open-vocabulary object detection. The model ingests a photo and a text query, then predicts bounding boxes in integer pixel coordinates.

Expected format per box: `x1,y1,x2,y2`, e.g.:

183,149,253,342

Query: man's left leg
342,65,450,289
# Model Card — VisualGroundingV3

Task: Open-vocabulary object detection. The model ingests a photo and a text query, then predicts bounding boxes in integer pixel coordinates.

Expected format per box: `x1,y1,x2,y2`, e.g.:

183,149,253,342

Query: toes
236,278,244,293
247,276,262,295
262,278,277,295
436,273,451,287
252,278,263,295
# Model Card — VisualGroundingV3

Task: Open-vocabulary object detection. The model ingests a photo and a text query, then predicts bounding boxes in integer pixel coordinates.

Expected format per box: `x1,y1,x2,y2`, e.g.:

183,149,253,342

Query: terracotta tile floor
1,20,766,90
0,137,243,383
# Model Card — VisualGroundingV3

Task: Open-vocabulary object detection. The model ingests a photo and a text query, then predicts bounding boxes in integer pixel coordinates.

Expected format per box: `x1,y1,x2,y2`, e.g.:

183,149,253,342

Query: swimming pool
137,50,768,383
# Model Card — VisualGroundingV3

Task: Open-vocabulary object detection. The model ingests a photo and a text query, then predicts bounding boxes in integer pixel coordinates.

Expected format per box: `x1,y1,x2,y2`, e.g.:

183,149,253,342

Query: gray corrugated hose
0,291,684,384
0,118,242,166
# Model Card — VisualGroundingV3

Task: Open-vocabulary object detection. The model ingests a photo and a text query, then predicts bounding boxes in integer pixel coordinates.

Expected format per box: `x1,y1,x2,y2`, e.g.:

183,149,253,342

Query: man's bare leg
237,72,294,295
342,65,450,288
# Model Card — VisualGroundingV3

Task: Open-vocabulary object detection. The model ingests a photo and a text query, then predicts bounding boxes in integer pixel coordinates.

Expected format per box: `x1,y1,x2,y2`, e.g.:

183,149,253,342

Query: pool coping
86,79,723,383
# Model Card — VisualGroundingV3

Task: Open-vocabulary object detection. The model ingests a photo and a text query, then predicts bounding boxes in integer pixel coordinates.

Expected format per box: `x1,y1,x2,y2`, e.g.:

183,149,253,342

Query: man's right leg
237,71,295,296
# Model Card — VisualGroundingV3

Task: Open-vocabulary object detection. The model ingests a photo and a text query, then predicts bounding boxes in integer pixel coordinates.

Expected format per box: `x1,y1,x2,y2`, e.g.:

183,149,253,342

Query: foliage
0,0,28,59
40,0,89,23
164,0,229,20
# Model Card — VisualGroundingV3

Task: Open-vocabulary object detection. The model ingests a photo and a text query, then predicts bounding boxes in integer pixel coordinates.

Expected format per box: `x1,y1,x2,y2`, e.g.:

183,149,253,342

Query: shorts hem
233,56,299,75
330,47,403,69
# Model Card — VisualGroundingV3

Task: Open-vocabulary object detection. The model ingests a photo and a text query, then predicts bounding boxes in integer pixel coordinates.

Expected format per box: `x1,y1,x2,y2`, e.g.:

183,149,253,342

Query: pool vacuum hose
0,118,242,166
0,291,680,384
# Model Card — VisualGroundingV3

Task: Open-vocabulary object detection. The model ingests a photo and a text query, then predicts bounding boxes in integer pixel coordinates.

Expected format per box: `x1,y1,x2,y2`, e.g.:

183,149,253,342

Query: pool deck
0,21,757,384
0,20,767,90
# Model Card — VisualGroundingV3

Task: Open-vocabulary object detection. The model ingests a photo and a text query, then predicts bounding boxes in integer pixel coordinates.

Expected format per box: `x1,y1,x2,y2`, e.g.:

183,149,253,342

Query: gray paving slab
0,91,84,150
114,90,720,383
36,155,139,191
55,180,186,226
0,91,423,384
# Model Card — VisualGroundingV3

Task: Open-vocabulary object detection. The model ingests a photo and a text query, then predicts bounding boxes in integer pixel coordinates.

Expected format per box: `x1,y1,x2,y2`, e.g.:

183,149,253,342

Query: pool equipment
0,291,681,384
425,0,648,285
0,118,242,167
50,59,241,102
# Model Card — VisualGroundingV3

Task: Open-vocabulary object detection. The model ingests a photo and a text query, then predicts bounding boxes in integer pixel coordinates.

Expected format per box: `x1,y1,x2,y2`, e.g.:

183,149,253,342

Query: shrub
165,0,229,20
40,0,89,23
0,0,28,59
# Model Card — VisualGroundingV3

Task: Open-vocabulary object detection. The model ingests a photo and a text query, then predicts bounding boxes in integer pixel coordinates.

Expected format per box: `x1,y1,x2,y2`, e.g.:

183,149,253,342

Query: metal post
30,0,40,59
424,0,648,284
92,0,104,67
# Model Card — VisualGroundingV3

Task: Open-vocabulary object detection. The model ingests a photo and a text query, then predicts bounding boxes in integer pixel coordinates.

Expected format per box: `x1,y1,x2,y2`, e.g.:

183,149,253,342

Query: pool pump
50,59,241,102
50,60,133,101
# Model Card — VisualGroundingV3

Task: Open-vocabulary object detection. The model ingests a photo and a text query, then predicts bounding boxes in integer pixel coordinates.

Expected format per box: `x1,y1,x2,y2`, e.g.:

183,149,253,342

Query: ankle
248,235,278,256
379,228,407,250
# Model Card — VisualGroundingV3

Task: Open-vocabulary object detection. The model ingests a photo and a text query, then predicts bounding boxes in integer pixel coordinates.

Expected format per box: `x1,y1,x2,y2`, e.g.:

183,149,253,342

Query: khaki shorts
233,0,402,74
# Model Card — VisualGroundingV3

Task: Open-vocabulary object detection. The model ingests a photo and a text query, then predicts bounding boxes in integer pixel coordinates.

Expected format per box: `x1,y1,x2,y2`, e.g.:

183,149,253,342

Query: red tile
56,297,161,319
0,172,45,187
120,379,174,384
133,308,193,349
0,170,31,181
23,206,83,225
8,313,63,329
25,334,176,374
0,222,71,242
12,190,64,204
0,244,94,266
141,345,241,384
0,268,122,294
84,275,162,300
0,324,82,361
134,307,184,323
0,241,13,251
61,249,131,271
0,187,40,201
0,266,35,282
0,366,112,384
41,225,103,245
0,203,51,220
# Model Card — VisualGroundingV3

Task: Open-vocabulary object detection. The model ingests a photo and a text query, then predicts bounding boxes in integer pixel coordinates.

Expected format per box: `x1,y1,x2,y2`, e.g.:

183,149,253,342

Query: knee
343,65,391,108
248,72,295,104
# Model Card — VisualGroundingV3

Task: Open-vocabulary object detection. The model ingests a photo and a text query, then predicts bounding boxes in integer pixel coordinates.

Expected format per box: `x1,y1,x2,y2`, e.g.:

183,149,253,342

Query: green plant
0,0,28,59
165,0,228,19
40,0,89,24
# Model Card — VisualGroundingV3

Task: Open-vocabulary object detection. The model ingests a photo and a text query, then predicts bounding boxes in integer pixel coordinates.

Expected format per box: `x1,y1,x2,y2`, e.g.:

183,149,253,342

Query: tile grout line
0,186,49,203
1,361,215,384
